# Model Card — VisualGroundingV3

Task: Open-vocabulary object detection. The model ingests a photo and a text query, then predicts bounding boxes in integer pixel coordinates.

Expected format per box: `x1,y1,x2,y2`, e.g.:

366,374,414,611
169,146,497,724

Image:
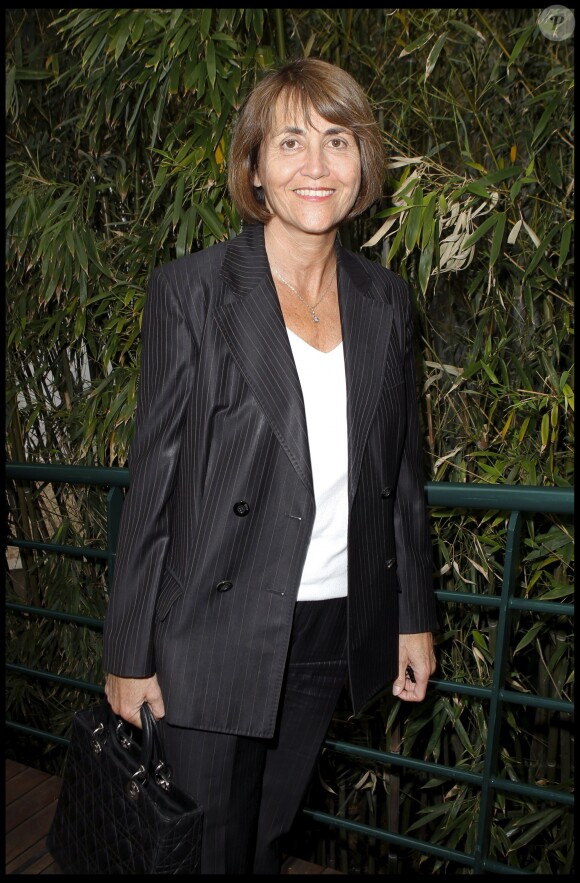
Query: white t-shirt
287,328,349,601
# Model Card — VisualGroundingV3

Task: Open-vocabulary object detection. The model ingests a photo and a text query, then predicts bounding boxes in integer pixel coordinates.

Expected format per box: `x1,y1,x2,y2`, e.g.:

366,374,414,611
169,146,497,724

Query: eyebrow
274,125,351,137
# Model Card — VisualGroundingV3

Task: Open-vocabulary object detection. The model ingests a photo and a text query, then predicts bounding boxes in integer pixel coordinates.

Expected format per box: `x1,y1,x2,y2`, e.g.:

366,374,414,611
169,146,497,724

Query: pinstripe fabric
102,221,437,738
158,598,348,874
252,598,348,872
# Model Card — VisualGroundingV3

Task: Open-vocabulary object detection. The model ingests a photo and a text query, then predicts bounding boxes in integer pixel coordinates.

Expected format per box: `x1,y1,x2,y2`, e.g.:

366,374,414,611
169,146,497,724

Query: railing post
473,509,522,872
106,485,124,590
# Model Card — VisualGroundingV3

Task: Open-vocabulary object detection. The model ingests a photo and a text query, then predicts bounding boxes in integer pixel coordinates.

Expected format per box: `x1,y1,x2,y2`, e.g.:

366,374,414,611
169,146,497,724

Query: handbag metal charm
90,722,107,755
127,765,147,800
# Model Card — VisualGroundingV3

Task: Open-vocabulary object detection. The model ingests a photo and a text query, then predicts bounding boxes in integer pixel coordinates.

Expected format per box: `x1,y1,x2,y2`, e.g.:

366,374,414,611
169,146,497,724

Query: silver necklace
273,266,336,323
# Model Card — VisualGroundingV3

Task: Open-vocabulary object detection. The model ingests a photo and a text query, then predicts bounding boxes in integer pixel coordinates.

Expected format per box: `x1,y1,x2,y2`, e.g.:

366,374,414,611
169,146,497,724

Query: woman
103,58,437,874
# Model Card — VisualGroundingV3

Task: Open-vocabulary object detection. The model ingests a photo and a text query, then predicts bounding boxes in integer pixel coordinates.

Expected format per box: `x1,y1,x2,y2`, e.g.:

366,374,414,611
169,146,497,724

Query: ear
253,169,262,188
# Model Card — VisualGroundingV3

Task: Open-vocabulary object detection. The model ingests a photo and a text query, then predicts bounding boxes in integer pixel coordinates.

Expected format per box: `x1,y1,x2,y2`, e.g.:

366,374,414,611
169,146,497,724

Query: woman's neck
263,220,337,289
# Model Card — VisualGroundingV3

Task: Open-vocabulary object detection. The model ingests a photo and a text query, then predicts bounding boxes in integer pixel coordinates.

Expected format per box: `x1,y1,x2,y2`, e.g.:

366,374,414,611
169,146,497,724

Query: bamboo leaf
489,212,506,267
200,8,212,40
209,82,221,115
462,214,499,250
183,58,202,92
74,307,86,337
129,13,145,45
507,218,522,245
81,30,107,68
123,81,148,138
532,97,560,145
421,191,437,248
73,230,88,274
406,803,450,832
558,220,572,269
538,585,575,601
465,182,490,199
477,166,523,186
386,156,424,169
508,808,563,849
362,207,407,248
6,195,24,229
404,186,424,252
481,362,499,383
418,228,435,294
387,222,405,265
398,32,433,58
172,176,185,230
168,59,181,95
425,32,447,79
194,200,225,241
472,630,488,651
206,39,216,89
499,411,514,440
149,78,169,148
540,411,550,451
506,23,534,70
184,204,198,252
514,621,544,654
562,384,574,412
65,227,75,257
169,8,184,30
114,19,131,62
447,20,485,41
522,226,559,281
6,65,16,114
522,220,540,248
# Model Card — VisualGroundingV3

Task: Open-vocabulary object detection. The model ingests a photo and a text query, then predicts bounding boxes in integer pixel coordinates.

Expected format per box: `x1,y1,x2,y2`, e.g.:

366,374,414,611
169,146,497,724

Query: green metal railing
5,463,574,873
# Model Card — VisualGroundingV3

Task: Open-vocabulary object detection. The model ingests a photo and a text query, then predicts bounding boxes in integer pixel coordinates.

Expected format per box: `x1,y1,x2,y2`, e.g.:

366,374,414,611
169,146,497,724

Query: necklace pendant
312,312,320,323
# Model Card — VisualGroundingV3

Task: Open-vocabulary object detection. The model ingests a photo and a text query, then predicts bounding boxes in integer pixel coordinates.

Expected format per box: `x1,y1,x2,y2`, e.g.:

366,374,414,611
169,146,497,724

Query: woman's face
253,97,362,238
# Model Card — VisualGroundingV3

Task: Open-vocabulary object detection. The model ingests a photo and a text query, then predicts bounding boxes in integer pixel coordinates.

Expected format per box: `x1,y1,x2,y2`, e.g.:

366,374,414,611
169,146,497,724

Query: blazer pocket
155,567,185,621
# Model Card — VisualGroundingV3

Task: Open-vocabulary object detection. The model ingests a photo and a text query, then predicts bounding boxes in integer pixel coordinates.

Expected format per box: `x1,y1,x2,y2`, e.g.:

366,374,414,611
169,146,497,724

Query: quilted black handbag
47,701,203,874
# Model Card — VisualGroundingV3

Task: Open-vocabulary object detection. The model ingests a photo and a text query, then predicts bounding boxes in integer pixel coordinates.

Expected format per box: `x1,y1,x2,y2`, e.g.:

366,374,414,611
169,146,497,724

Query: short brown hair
228,58,386,224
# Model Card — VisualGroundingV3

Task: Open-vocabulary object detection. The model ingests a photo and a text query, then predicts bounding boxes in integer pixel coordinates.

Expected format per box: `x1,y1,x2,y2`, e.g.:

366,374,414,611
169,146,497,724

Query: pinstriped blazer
102,222,437,738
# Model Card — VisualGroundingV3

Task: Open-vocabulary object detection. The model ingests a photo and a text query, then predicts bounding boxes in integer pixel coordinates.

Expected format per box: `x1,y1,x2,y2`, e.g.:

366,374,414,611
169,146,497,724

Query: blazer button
385,558,397,569
215,580,233,592
381,486,393,498
233,501,250,517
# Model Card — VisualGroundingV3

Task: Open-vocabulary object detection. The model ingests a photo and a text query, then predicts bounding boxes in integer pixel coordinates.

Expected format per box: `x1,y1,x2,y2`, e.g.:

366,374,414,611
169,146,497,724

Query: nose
301,143,328,178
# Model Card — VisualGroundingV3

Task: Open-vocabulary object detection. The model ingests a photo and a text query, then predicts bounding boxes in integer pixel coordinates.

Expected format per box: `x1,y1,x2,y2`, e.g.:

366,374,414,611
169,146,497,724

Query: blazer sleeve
102,266,196,676
393,286,438,634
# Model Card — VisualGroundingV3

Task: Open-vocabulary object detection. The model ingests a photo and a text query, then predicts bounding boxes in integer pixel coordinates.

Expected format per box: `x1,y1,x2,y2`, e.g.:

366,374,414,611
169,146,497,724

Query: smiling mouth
294,188,335,197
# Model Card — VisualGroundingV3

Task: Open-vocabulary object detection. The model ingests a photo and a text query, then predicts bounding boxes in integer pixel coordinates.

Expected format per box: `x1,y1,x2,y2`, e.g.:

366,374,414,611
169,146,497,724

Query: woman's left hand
392,632,436,702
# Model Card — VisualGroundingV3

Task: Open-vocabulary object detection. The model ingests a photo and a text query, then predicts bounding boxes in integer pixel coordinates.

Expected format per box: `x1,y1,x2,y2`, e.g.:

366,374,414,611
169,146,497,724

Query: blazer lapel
213,224,314,495
337,245,394,506
214,225,395,506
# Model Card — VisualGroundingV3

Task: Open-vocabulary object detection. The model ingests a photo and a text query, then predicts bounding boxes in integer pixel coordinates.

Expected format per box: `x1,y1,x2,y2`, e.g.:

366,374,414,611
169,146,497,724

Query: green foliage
5,8,573,875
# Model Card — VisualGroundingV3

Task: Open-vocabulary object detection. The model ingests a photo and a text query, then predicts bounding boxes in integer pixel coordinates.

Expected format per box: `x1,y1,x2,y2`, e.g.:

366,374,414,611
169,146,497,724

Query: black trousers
158,597,348,875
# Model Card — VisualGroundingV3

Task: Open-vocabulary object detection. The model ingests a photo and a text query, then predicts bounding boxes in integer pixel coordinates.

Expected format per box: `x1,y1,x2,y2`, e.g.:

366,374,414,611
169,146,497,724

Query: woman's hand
392,632,436,702
104,673,165,728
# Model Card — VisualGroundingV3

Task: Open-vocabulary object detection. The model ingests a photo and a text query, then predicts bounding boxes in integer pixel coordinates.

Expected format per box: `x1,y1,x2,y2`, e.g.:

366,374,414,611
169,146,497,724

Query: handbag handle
106,701,172,790
139,702,155,770
139,703,173,790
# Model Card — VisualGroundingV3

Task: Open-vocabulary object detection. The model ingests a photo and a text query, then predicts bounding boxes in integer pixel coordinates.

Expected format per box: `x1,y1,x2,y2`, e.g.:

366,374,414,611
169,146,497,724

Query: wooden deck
5,760,61,874
5,759,343,875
